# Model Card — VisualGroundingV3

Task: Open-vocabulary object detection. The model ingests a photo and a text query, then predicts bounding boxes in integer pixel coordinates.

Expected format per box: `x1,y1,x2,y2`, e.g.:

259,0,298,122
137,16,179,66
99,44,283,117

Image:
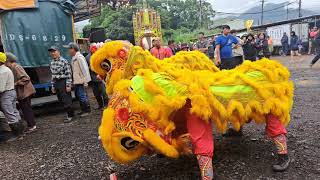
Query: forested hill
230,3,317,25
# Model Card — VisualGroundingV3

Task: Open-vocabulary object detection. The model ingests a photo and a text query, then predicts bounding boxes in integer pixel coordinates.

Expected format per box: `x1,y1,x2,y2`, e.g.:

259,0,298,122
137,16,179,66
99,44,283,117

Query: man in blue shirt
215,25,240,70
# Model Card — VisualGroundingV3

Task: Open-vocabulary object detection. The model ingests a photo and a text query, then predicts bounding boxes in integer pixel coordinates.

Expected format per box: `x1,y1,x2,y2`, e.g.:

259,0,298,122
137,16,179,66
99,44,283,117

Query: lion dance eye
128,87,134,92
100,59,112,73
121,137,139,150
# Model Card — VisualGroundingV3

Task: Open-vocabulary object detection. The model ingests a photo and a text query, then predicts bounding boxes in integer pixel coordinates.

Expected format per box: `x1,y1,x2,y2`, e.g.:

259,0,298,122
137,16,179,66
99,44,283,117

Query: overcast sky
210,0,319,13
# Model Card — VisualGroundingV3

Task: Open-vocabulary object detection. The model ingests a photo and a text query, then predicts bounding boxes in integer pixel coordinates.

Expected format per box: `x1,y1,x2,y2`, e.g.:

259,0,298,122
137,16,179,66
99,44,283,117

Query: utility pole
298,0,302,17
287,5,289,20
199,0,203,27
261,0,265,25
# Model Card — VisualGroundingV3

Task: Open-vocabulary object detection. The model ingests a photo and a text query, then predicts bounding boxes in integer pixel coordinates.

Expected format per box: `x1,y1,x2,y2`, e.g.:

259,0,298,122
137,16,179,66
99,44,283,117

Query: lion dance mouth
99,91,189,164
91,41,294,164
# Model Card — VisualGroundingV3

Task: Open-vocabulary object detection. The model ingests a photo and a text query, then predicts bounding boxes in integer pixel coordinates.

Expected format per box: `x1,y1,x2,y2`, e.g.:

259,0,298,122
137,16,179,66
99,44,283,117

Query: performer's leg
310,48,320,67
186,111,215,180
196,155,214,180
266,114,290,172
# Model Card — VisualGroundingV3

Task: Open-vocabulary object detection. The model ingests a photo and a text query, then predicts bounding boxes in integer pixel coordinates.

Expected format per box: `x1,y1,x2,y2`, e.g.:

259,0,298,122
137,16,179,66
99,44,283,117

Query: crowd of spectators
0,42,108,142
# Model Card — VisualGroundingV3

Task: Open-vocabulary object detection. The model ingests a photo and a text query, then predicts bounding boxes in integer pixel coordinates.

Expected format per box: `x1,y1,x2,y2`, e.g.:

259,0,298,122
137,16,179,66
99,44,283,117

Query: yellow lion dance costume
90,41,294,178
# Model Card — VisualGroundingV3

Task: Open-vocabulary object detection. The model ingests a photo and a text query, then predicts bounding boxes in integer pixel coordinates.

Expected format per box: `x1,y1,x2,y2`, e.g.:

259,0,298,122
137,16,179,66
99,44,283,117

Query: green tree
148,0,215,30
84,0,215,43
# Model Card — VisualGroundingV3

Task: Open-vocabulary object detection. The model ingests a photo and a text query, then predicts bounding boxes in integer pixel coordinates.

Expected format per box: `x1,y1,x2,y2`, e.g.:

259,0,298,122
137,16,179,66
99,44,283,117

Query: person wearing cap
5,52,36,133
66,42,91,117
0,52,25,141
86,43,108,109
150,38,172,60
48,46,74,123
215,25,240,70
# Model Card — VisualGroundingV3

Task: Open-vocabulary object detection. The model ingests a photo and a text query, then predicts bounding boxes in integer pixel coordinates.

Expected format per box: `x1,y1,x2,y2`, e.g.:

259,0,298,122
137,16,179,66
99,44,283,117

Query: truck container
0,0,75,97
266,23,309,54
266,24,291,47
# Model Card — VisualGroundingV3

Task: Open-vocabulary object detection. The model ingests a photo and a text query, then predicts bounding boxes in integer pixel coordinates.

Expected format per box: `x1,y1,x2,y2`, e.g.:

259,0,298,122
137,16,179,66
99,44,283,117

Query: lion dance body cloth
90,41,294,177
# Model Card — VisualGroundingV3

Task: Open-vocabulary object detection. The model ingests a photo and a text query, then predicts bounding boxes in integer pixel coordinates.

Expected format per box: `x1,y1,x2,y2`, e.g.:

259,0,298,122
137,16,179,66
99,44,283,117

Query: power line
214,1,298,15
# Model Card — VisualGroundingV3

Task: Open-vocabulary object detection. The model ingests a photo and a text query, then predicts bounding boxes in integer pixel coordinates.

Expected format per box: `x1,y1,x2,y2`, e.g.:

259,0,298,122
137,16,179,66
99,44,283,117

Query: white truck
266,23,309,54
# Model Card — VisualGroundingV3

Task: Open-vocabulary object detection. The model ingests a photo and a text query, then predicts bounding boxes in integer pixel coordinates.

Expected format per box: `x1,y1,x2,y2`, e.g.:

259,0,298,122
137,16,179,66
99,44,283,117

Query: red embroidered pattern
196,155,213,180
273,134,288,154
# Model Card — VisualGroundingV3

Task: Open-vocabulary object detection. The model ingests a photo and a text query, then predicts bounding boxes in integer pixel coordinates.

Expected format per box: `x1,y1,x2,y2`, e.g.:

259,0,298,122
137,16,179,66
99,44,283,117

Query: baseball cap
64,42,79,51
48,45,59,52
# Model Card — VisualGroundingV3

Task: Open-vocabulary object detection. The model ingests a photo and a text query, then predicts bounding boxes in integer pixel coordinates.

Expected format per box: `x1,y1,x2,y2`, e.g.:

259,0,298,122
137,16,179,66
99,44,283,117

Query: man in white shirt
65,42,91,117
0,52,25,141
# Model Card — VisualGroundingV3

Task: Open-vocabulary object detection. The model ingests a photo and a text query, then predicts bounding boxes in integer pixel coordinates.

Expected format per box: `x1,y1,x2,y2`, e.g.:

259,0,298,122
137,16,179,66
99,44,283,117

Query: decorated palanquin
90,41,294,164
132,0,162,49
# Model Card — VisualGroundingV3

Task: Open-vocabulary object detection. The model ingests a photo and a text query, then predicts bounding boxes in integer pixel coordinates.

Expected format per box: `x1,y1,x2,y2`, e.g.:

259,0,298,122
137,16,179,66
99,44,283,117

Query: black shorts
220,57,242,70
